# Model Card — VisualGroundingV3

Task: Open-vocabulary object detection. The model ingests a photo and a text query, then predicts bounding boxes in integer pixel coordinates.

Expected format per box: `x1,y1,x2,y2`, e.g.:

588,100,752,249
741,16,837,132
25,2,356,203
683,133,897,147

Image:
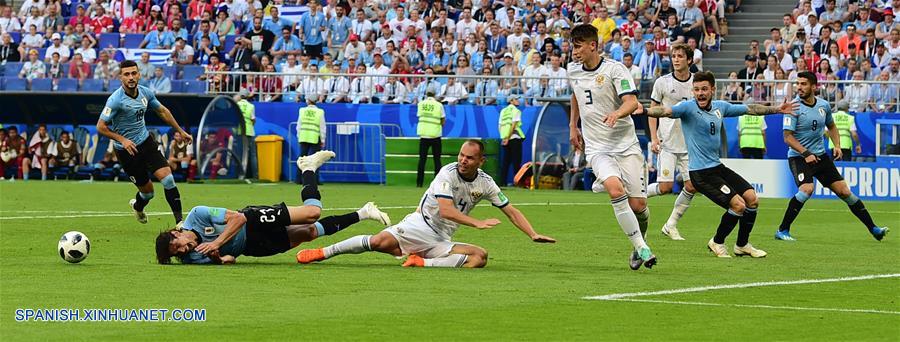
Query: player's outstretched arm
154,105,193,144
745,101,799,116
195,210,248,255
437,197,500,229
642,106,674,118
499,204,556,243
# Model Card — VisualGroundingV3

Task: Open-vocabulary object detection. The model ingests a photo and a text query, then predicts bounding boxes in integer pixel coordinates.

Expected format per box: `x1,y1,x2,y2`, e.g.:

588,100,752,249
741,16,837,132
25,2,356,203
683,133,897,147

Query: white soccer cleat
299,150,336,172
361,202,391,226
591,179,606,193
734,243,768,258
662,224,685,240
129,199,148,224
707,238,731,258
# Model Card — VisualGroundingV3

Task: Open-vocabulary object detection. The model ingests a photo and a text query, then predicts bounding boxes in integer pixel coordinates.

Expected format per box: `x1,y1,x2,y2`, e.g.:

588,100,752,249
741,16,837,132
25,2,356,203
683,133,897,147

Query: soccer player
640,71,795,258
96,60,193,224
774,72,889,241
567,24,657,270
646,43,696,241
297,140,555,268
155,151,392,264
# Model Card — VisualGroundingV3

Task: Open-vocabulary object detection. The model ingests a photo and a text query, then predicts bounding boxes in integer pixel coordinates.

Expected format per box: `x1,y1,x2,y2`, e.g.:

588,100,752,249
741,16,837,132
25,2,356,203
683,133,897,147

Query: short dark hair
771,28,780,33
623,52,633,59
571,24,599,44
797,71,817,85
155,230,177,264
119,59,137,70
464,139,485,156
692,71,716,86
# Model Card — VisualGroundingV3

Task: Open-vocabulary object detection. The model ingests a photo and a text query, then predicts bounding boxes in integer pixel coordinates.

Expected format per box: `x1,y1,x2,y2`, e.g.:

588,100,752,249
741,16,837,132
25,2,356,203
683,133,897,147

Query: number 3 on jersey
583,89,593,105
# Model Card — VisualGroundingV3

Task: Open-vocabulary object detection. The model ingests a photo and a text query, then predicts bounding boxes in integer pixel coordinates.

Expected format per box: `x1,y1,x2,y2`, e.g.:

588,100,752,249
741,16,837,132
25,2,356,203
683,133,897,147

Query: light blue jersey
298,12,326,45
99,85,160,150
179,206,247,264
783,96,833,158
671,100,749,171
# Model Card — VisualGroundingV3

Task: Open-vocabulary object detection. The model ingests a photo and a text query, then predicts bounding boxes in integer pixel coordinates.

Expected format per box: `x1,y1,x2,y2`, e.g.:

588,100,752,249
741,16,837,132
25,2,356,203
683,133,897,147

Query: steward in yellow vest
416,90,445,187
738,114,766,159
827,101,861,161
499,94,524,186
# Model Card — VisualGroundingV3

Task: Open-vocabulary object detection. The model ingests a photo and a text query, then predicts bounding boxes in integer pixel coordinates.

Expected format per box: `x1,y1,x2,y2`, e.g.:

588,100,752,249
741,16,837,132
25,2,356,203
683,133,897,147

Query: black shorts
788,154,844,187
240,202,292,257
690,164,755,209
114,136,169,186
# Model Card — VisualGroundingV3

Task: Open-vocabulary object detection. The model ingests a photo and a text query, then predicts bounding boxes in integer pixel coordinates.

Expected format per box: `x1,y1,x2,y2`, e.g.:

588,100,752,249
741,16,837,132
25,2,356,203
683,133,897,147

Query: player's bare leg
21,157,30,180
661,180,695,241
403,243,489,268
129,180,155,224
604,176,656,270
152,166,183,223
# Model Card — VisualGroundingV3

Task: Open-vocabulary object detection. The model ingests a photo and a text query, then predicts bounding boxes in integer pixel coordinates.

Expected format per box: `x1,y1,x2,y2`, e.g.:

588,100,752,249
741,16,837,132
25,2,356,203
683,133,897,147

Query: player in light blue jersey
775,72,889,242
96,60,193,224
155,151,392,264
640,71,796,258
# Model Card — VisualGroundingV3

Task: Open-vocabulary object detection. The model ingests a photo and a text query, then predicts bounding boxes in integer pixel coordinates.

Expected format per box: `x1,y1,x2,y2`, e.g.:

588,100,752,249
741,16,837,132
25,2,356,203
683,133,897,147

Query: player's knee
659,182,674,194
833,186,853,199
160,174,176,190
742,193,758,209
467,250,488,268
628,198,647,212
729,198,746,214
367,233,393,252
684,181,697,193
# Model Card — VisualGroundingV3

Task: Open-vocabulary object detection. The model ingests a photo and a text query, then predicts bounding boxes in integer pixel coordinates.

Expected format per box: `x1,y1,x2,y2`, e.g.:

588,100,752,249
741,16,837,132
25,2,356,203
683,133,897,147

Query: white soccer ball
58,231,90,263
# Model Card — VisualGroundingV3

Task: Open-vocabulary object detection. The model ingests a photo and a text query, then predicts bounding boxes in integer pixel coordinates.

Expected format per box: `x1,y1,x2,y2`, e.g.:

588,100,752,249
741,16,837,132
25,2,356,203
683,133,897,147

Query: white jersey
417,162,508,239
650,72,694,154
567,57,641,155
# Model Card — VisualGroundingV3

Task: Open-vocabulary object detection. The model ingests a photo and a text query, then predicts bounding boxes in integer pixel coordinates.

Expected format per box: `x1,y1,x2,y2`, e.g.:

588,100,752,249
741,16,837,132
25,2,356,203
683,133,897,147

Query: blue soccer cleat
775,230,796,241
871,227,889,241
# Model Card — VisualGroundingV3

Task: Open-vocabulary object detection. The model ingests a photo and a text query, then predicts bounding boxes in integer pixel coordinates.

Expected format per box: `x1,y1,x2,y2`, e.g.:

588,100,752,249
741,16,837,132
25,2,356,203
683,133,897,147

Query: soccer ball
58,231,90,263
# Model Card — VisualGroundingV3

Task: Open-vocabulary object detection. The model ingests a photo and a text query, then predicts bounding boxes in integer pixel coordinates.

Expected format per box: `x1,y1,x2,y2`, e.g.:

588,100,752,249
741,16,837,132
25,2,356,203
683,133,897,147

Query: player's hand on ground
650,139,661,154
832,147,843,160
195,241,221,255
121,139,138,155
804,154,819,164
569,128,584,152
531,234,556,243
475,218,501,229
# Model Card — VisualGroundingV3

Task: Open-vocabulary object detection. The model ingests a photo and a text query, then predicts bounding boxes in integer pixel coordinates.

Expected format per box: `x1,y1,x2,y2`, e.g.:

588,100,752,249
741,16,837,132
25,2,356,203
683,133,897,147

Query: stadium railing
717,79,900,111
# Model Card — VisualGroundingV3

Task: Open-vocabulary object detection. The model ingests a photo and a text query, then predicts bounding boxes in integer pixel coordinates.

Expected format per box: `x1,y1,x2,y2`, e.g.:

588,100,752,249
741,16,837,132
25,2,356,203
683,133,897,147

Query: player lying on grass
154,151,391,264
774,72,889,242
638,71,796,258
297,140,556,268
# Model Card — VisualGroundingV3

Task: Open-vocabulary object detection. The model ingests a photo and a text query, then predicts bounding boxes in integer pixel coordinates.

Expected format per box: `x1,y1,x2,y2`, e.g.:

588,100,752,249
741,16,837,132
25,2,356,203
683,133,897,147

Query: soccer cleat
628,251,643,270
296,248,326,264
129,199,148,224
871,227,889,241
707,238,731,258
661,224,685,240
774,230,796,241
734,243,768,258
298,150,336,172
638,247,657,269
402,254,425,267
591,179,606,193
361,202,391,226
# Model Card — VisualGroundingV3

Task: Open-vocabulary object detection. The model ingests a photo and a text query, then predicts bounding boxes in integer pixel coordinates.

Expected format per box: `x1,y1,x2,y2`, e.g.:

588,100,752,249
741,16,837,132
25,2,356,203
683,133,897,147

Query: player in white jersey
297,140,555,268
647,43,697,241
567,24,657,270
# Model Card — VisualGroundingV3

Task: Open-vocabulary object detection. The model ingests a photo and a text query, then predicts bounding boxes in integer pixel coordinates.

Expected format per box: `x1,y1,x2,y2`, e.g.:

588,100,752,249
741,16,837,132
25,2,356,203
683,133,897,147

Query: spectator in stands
23,124,52,181
22,7,43,33
327,5,351,60
749,73,770,104
623,53,642,82
368,52,391,86
94,51,120,86
91,6,114,34
68,5,91,29
144,5,163,32
1,126,26,179
774,43,795,72
149,66,172,94
592,6,617,44
38,33,68,64
737,54,762,90
297,0,326,59
257,63,282,102
815,26,835,56
860,58,878,79
412,67,441,103
359,39,376,66
171,37,194,65
141,19,175,49
170,18,189,41
837,57,858,81
611,36,633,61
763,55,779,80
193,20,220,49
426,41,450,73
721,71,745,101
72,36,96,63
136,52,155,81
61,24,79,49
348,64,373,103
888,58,900,81
281,54,302,88
773,67,792,104
68,53,91,84
381,76,408,104
0,33,21,69
44,5,63,33
167,130,195,180
820,73,843,103
264,6,292,34
875,9,896,40
819,0,843,26
215,10,234,45
50,131,80,169
188,0,214,23
825,43,842,71
322,66,350,103
18,24,43,59
1,6,22,34
351,9,374,43
243,16,275,61
521,53,546,90
516,37,539,71
860,28,879,59
845,71,870,111
18,49,45,85
46,52,63,88
229,36,255,71
678,0,705,44
526,76,558,106
120,7,146,34
873,43,892,71
620,11,642,38
856,8,877,33
439,77,468,105
300,65,324,103
194,35,217,65
473,67,499,105
868,70,898,112
270,26,301,63
638,40,661,97
838,24,863,56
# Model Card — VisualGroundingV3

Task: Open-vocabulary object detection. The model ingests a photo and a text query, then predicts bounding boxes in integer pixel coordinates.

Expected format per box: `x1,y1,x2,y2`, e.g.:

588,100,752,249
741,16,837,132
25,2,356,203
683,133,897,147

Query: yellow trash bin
255,135,284,182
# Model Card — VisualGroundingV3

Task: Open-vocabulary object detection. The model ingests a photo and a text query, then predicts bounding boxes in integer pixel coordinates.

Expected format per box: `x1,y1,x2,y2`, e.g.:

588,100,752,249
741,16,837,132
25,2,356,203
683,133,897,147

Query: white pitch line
584,273,900,300
602,298,900,315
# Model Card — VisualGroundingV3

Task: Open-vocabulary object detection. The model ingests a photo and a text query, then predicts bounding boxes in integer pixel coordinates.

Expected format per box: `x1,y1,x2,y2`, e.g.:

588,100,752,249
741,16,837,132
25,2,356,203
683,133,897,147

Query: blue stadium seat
5,78,27,90
181,65,205,80
223,34,238,54
108,79,122,90
3,62,21,76
0,77,5,90
183,80,207,93
9,32,21,43
56,78,78,91
80,79,104,92
169,80,184,93
123,34,145,48
61,63,69,75
31,78,52,91
98,33,120,49
38,48,48,60
162,65,177,80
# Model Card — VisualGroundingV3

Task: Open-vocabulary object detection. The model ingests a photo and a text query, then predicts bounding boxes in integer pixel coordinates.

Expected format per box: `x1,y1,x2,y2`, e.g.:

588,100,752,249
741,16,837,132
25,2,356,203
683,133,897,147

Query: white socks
666,190,694,227
611,195,649,251
424,254,468,267
323,235,371,258
647,183,661,197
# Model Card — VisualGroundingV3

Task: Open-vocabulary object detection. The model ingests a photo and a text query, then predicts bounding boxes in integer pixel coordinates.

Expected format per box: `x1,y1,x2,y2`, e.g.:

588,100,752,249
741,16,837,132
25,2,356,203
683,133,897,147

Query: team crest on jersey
720,185,731,194
818,108,826,118
713,109,722,118
663,169,671,177
471,191,483,200
595,75,605,85
141,97,148,107
204,227,214,235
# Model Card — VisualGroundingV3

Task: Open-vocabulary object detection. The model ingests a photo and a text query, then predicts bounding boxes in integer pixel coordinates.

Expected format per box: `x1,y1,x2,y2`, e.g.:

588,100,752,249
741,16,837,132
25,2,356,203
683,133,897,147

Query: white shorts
383,213,456,258
588,149,647,198
656,150,690,182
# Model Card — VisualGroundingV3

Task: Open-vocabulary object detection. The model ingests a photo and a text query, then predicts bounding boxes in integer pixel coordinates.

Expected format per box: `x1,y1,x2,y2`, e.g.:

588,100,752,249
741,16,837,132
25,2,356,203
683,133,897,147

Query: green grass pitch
1,181,898,340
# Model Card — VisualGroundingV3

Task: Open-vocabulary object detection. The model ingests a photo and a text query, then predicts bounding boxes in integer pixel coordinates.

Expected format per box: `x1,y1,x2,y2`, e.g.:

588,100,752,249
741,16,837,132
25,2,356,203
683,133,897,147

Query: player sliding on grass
298,140,555,268
774,72,889,242
96,60,192,224
567,24,656,270
638,71,796,258
154,151,391,264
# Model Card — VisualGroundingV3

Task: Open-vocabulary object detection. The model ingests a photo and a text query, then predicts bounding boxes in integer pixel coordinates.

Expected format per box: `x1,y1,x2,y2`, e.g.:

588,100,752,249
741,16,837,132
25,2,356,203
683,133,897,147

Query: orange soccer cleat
402,255,425,267
296,248,325,264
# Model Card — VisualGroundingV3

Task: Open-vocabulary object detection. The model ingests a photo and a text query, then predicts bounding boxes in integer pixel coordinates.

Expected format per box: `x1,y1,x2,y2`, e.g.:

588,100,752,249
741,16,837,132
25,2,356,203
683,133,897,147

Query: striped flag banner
113,48,174,65
274,5,309,24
